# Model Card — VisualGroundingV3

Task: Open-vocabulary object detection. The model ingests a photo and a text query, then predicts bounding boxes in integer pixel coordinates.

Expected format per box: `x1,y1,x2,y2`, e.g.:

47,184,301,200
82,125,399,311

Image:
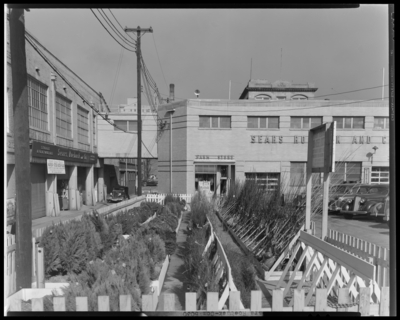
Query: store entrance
194,164,234,195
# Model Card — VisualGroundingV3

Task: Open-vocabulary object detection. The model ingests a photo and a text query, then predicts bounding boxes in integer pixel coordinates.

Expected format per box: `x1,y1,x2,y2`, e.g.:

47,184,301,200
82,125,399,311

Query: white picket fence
145,193,192,205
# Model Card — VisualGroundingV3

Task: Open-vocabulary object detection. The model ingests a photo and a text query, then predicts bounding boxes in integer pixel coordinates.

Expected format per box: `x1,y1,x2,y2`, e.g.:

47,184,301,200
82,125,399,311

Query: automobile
146,177,158,186
327,183,363,213
107,186,129,203
340,184,389,221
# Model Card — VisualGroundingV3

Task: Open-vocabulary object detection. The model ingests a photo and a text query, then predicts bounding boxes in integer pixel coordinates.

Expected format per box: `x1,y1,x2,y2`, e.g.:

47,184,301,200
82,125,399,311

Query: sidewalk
32,192,141,238
157,211,191,311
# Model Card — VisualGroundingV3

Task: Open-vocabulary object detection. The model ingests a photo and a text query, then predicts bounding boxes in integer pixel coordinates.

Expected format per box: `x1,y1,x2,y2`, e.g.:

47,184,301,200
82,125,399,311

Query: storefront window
331,162,362,184
374,117,389,129
245,172,280,191
371,167,389,184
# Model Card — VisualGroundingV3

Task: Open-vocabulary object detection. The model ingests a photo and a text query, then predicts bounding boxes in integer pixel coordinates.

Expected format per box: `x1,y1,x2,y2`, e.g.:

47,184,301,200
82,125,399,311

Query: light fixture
371,146,378,164
194,89,200,98
372,146,378,154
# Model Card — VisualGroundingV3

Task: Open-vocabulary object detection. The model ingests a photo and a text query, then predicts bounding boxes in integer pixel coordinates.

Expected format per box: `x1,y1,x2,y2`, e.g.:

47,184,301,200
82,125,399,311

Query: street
312,212,389,249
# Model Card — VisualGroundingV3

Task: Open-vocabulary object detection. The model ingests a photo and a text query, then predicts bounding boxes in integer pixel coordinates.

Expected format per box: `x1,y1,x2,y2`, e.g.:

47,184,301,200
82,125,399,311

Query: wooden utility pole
9,7,32,290
125,26,153,196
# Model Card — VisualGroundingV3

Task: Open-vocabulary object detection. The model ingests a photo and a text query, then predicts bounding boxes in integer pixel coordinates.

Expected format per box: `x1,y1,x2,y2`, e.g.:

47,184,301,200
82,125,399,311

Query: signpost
305,122,336,239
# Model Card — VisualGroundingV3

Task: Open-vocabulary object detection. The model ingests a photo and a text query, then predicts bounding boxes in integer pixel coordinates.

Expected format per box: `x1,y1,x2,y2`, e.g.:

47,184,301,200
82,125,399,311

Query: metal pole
382,67,385,100
137,28,142,196
170,111,173,193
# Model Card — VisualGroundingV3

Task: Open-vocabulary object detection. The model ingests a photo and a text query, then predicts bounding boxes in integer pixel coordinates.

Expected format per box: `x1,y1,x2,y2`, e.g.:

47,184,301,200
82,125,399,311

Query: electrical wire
313,85,389,99
109,46,124,107
152,33,168,89
97,9,137,49
183,96,389,113
90,9,136,53
108,9,137,44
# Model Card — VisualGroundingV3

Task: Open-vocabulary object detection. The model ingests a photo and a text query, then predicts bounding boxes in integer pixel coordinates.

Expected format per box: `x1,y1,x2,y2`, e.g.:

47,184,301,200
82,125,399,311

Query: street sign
305,122,336,239
309,122,336,173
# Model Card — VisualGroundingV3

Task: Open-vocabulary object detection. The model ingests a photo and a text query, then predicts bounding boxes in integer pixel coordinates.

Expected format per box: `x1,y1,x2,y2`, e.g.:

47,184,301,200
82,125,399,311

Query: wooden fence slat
283,245,309,298
185,292,197,311
142,294,154,311
382,248,388,287
162,293,175,311
315,288,327,311
207,292,219,311
10,299,21,311
305,257,328,306
53,297,66,311
119,295,131,311
250,291,262,311
293,289,305,311
272,289,283,311
275,242,301,289
98,296,110,311
359,287,371,316
379,287,390,316
76,297,88,311
37,247,45,288
229,291,241,310
32,298,44,311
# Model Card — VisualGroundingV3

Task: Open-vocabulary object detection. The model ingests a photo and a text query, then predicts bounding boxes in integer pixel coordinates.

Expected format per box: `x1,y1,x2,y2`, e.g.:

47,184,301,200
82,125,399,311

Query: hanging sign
199,181,211,193
47,159,66,174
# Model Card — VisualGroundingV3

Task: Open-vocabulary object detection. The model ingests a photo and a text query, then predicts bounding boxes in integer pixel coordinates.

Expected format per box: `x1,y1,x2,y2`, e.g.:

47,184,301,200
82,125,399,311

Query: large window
374,117,389,129
331,162,362,184
254,94,271,100
113,120,137,132
199,116,231,128
77,106,89,144
290,162,306,186
290,117,322,129
245,172,280,191
56,93,72,138
290,163,322,186
370,167,389,184
333,117,364,129
28,76,48,131
247,116,279,129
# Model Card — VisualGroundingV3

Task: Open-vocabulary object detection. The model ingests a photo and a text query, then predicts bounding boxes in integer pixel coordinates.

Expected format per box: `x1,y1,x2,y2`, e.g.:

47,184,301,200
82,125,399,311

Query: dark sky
23,6,389,107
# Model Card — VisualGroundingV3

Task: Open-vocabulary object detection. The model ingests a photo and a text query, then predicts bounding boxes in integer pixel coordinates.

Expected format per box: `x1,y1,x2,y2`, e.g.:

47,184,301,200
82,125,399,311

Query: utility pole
125,26,153,196
9,7,32,290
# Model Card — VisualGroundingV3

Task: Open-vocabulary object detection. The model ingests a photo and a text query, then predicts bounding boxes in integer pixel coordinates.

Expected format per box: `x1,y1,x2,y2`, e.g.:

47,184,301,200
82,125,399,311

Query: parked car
146,177,158,186
107,186,129,203
340,184,389,221
328,183,363,213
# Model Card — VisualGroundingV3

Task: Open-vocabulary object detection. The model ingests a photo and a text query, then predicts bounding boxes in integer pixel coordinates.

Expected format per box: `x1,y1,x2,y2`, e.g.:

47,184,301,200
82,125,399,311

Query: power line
152,33,168,89
109,46,124,106
313,84,389,99
184,96,389,113
98,9,136,49
107,9,137,44
90,9,136,53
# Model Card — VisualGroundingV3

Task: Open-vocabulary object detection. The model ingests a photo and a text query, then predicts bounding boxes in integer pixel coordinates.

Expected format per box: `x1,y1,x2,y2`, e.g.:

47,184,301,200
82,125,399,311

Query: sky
20,5,389,108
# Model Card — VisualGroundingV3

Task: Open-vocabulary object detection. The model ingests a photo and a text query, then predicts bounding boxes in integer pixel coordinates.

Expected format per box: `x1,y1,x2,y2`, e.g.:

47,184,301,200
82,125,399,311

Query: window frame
247,116,280,129
290,116,322,129
199,116,231,129
27,76,49,132
55,93,72,138
333,116,365,129
77,106,89,145
373,117,389,130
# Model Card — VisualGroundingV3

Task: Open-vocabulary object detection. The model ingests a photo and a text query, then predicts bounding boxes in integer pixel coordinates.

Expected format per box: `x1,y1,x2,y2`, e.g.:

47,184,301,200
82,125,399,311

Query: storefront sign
250,135,388,144
195,155,234,160
32,141,98,164
199,181,211,192
47,159,66,174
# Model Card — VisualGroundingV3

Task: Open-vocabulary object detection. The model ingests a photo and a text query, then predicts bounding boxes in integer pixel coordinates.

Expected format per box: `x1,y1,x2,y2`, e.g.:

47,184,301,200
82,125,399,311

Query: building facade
157,82,389,195
97,98,158,195
6,24,103,220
